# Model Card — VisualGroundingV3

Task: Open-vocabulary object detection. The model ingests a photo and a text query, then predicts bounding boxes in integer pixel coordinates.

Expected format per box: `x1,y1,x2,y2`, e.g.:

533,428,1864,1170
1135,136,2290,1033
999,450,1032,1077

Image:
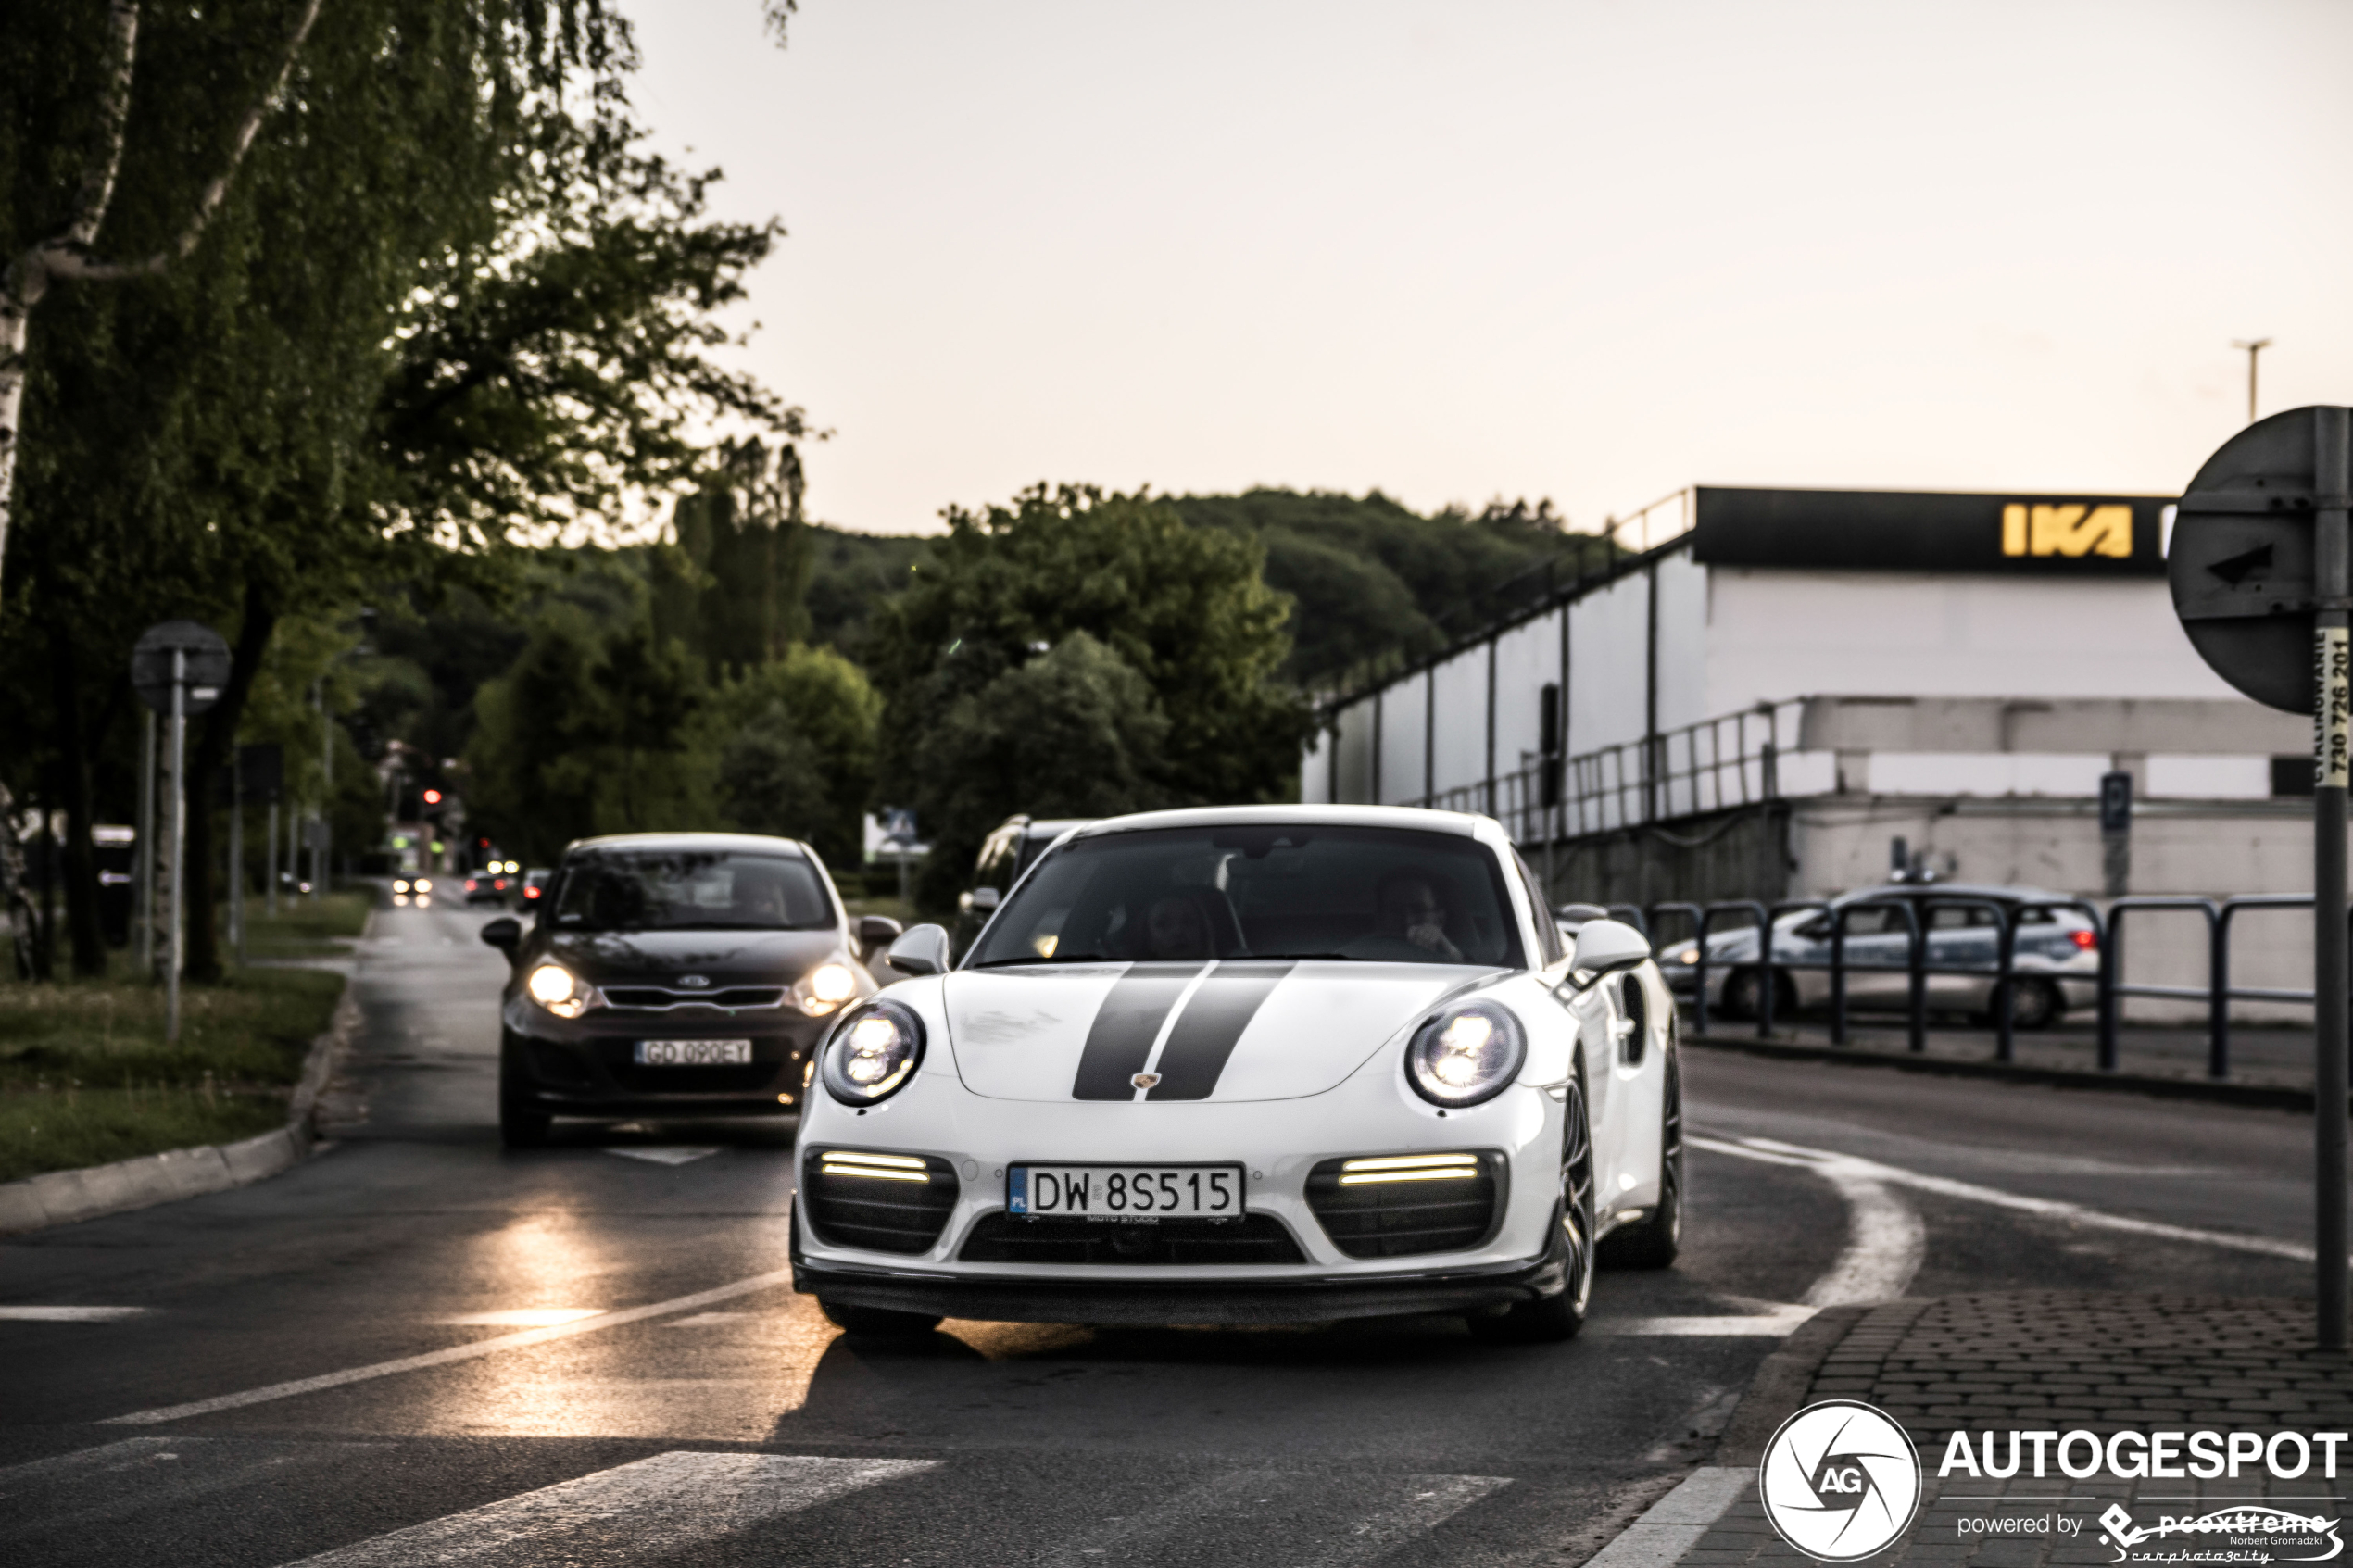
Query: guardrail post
1993,903,2017,1064
1830,904,1850,1046
1899,899,1926,1052
2211,900,2233,1080
2099,903,2120,1072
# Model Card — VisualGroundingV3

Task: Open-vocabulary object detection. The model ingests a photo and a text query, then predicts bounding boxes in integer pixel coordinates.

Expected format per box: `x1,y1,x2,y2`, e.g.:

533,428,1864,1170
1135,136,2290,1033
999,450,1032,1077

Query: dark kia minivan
481,832,901,1147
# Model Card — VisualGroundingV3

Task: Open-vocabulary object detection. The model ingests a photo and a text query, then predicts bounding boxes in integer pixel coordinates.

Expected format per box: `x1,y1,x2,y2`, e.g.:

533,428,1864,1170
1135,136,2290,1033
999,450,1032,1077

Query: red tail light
2068,929,2098,951
524,887,540,899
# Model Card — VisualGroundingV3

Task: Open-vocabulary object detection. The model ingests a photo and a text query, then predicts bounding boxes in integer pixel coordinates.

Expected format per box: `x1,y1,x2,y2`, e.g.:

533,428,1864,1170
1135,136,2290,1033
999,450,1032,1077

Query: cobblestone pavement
1676,1295,2353,1568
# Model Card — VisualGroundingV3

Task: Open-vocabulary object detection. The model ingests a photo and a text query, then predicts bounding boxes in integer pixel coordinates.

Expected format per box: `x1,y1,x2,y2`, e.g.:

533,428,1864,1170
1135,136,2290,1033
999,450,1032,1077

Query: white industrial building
1301,486,2317,1017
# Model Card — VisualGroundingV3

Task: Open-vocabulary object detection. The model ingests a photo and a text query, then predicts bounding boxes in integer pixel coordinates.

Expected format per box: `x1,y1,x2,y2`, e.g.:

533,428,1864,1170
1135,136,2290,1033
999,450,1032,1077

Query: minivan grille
1304,1152,1504,1259
800,1148,959,1255
959,1213,1304,1266
604,985,786,1010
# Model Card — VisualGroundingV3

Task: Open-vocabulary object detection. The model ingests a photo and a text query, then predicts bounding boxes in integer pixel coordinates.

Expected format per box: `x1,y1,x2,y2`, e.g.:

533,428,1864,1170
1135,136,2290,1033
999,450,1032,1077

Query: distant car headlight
1404,1001,1526,1108
525,962,594,1020
393,879,410,894
820,998,925,1106
796,960,860,1016
1678,948,1700,964
415,878,434,893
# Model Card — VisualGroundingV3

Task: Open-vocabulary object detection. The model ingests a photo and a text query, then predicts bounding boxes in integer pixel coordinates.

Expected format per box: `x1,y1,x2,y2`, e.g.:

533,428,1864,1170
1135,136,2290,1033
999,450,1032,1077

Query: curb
0,969,361,1238
1713,1303,1868,1464
1685,1031,2322,1111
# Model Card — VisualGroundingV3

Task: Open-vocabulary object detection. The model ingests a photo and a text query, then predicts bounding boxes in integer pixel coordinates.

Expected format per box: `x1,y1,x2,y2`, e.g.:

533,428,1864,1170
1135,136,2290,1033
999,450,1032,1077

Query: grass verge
0,966,345,1184
241,890,371,959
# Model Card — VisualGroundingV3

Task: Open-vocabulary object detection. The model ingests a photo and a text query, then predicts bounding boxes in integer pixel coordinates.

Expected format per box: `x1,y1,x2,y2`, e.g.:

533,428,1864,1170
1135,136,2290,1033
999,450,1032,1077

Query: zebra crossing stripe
273,1452,936,1567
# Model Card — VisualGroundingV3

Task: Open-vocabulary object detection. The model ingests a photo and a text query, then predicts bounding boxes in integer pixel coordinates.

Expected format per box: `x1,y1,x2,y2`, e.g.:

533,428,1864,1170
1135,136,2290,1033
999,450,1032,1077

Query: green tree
650,439,814,675
464,605,716,866
2,2,806,979
868,484,1307,911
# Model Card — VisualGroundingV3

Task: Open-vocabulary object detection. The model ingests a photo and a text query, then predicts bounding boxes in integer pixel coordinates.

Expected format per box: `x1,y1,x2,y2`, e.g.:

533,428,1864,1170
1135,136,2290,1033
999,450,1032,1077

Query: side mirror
886,923,952,977
480,917,521,954
970,885,1001,914
1567,918,1650,990
856,914,904,954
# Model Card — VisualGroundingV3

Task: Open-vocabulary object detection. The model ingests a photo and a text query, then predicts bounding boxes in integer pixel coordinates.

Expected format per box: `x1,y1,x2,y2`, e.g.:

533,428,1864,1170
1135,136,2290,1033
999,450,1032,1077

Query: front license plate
1007,1164,1244,1221
634,1038,752,1066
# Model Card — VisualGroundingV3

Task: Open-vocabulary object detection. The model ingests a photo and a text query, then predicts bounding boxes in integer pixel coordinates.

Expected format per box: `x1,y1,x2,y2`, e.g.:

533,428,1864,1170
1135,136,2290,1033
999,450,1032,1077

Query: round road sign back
131,621,233,716
2170,407,2346,713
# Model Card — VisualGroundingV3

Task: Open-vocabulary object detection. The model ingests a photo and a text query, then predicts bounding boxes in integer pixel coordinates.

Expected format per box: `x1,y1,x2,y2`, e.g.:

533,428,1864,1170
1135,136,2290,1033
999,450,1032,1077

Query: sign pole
166,648,186,1047
230,751,245,968
134,709,155,974
2319,407,2351,1353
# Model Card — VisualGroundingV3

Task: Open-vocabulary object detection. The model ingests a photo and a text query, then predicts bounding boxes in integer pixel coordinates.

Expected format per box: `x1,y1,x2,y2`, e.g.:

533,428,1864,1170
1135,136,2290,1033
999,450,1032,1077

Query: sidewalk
1595,1295,2353,1568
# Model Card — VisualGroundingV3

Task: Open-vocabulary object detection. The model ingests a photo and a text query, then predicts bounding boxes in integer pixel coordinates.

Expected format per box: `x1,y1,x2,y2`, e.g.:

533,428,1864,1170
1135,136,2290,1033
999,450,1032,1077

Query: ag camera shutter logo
1760,1400,1923,1561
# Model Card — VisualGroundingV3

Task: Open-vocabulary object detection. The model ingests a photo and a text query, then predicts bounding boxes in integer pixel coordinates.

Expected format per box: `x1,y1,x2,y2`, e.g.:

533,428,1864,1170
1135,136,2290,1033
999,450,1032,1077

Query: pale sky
627,1,2353,538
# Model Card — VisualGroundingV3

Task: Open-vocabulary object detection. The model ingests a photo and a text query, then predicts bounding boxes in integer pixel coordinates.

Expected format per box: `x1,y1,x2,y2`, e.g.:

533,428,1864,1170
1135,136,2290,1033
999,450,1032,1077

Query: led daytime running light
1339,1153,1481,1185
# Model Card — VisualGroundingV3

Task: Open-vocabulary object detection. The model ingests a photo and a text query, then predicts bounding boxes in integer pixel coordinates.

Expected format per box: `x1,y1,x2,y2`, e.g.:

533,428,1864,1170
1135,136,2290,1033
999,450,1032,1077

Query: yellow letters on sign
2000,503,2133,558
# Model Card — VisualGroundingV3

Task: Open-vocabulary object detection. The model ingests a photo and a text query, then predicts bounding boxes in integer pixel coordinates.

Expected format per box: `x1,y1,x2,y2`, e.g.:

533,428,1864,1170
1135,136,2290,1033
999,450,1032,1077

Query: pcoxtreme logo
1761,1400,1924,1562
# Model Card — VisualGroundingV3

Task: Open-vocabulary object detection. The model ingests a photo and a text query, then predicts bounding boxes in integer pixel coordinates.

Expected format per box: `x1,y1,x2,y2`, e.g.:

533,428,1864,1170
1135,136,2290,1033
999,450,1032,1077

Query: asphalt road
0,896,2328,1568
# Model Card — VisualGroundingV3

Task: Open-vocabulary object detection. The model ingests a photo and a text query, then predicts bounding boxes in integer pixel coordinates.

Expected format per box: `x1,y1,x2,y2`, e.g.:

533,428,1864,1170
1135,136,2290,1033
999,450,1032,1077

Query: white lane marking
102,1266,796,1425
1802,1158,1927,1307
603,1147,719,1166
0,1436,182,1488
0,1306,151,1322
665,1311,758,1327
434,1309,605,1328
1582,1466,1756,1568
1037,1470,1507,1568
1294,1473,1511,1568
1589,1311,1816,1336
1693,1133,2313,1261
274,1451,936,1568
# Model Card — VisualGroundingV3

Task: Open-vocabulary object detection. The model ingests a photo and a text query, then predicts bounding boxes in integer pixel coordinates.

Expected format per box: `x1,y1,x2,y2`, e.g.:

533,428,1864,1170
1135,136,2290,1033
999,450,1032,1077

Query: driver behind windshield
551,852,832,932
1347,870,1466,962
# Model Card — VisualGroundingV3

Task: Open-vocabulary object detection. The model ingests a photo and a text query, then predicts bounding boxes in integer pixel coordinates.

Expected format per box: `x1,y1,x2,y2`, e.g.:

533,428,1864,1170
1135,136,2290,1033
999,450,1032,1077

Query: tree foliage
0,1,806,979
868,484,1308,911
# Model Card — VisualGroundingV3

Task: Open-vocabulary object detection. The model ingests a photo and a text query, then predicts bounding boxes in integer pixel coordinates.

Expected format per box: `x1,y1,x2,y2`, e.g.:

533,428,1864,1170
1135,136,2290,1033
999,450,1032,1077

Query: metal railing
1412,700,1802,844
1644,891,2338,1081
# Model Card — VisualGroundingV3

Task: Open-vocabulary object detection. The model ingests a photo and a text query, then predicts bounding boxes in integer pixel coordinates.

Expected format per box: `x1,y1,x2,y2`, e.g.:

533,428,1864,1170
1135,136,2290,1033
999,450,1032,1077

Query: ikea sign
1692,487,2166,576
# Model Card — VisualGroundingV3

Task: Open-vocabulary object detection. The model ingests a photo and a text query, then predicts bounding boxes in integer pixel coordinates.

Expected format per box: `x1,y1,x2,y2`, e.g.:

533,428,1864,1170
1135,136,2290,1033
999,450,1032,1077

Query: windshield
967,824,1524,969
550,851,834,932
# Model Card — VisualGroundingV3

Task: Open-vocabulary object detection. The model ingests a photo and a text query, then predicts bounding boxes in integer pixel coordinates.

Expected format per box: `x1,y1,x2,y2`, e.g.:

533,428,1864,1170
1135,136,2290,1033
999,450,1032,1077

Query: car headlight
820,998,925,1106
415,878,433,893
796,960,860,1017
525,962,595,1020
1404,1001,1526,1108
393,879,410,894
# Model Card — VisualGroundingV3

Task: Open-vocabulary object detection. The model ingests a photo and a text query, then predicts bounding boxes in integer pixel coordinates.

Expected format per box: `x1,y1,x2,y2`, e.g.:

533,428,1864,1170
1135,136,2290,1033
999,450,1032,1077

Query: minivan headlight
525,962,594,1020
1404,1001,1526,1108
820,998,925,1106
795,960,860,1017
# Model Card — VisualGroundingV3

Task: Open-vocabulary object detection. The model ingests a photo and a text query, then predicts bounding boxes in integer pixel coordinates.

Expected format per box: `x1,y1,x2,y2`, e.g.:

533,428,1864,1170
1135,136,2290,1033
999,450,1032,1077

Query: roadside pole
266,800,278,918
129,621,233,1042
2316,407,2349,1351
166,648,185,1046
134,709,155,974
2170,406,2353,1348
229,753,245,968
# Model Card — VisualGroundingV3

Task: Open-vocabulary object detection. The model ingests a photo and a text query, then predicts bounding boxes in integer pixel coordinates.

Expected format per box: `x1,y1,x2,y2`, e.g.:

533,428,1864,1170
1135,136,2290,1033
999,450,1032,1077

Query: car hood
540,926,841,985
939,960,1495,1102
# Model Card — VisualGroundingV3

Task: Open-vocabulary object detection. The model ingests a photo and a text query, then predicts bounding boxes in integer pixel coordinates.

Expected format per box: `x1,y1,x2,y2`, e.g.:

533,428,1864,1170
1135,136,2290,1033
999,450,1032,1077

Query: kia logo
678,974,711,989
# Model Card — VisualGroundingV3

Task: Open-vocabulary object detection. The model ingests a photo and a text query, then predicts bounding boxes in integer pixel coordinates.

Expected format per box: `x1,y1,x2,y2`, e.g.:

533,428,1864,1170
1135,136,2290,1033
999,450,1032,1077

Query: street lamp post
2233,338,2273,425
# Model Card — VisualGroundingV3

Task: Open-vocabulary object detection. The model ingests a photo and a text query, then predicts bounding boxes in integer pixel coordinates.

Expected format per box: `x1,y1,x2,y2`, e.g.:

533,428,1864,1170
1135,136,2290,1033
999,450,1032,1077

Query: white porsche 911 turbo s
790,805,1682,1343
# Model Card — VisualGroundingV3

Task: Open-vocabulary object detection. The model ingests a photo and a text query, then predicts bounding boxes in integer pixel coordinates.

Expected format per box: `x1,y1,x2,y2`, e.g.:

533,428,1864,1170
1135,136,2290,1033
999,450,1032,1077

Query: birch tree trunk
0,0,322,591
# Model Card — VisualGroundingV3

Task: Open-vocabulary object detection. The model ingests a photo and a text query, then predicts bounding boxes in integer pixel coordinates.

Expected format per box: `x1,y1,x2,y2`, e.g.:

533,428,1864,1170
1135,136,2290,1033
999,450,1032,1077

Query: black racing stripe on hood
1070,963,1206,1099
1144,962,1295,1100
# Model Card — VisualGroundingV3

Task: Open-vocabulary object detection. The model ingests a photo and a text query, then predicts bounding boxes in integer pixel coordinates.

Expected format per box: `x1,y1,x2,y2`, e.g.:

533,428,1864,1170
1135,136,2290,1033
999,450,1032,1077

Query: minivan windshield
966,824,1524,970
550,851,833,932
